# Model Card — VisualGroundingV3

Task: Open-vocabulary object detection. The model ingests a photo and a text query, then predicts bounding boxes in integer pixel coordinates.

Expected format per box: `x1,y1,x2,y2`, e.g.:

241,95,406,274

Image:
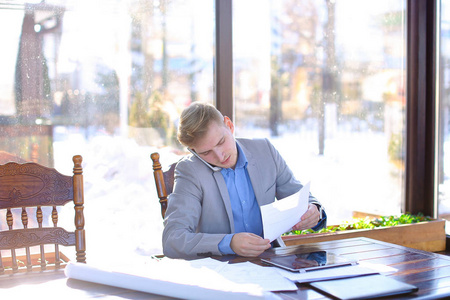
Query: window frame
405,0,437,217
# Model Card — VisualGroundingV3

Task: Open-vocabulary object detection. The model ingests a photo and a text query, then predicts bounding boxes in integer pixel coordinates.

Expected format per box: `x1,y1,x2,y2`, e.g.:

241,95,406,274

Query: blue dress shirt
218,143,262,254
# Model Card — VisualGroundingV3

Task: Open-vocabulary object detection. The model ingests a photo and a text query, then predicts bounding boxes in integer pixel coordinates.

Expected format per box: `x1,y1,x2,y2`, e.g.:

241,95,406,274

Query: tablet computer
310,274,418,299
261,251,357,273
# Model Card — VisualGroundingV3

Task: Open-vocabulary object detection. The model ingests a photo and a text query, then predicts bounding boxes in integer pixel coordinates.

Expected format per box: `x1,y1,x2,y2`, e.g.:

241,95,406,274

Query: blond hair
177,102,224,148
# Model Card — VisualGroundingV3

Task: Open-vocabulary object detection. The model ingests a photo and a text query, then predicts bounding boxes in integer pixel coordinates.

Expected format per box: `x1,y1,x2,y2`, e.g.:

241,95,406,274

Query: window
0,0,214,261
233,0,407,224
0,0,441,262
439,0,450,233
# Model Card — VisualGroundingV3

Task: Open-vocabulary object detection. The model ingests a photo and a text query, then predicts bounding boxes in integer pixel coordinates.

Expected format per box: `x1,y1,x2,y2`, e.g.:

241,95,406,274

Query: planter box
282,219,446,252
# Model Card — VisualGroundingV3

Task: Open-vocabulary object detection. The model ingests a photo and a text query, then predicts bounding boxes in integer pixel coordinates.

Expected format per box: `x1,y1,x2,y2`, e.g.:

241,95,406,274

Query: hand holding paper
260,182,310,242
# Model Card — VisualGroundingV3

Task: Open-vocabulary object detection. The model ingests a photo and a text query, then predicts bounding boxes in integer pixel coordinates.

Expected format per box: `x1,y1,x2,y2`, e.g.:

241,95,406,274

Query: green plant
284,213,433,236
388,132,403,161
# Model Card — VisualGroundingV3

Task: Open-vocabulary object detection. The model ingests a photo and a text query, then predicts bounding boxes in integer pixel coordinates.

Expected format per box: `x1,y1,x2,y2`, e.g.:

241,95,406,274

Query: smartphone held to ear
188,148,222,172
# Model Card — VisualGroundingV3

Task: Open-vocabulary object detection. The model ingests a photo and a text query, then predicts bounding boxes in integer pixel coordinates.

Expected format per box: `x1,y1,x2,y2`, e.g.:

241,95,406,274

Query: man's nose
213,148,224,161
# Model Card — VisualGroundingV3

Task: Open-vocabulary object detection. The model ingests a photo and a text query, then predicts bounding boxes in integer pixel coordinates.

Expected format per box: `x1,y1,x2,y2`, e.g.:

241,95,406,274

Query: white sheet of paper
261,182,310,242
65,258,285,300
158,258,297,292
215,261,297,292
274,264,377,283
271,261,397,283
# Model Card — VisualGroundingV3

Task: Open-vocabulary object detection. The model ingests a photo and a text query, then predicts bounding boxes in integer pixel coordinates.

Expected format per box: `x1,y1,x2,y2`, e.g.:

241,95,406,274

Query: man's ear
224,116,234,134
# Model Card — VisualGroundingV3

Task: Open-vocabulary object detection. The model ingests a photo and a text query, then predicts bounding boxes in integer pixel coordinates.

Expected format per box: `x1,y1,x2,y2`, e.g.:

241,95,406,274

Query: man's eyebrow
216,136,225,145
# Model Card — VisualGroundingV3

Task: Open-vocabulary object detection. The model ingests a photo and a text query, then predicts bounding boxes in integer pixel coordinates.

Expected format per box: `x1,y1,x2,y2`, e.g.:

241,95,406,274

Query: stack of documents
65,256,398,299
65,257,296,300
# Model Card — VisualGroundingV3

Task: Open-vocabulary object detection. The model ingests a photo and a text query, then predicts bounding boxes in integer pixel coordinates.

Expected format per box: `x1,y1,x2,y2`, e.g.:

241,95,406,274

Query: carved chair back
151,152,176,219
0,155,86,275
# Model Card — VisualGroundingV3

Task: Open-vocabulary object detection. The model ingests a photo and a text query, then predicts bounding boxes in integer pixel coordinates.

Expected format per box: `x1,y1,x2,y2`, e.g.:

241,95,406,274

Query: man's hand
230,232,271,257
292,203,320,231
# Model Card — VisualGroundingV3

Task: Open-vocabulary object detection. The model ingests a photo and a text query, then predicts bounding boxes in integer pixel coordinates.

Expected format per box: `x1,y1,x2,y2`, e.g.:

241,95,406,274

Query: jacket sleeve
162,158,228,259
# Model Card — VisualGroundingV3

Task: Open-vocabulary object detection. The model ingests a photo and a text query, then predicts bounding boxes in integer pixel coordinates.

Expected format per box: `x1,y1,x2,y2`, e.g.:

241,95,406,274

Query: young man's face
192,116,238,169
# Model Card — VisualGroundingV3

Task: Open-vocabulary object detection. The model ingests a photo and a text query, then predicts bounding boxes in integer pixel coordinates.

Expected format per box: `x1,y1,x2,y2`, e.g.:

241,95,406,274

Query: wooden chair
0,155,86,275
151,152,176,218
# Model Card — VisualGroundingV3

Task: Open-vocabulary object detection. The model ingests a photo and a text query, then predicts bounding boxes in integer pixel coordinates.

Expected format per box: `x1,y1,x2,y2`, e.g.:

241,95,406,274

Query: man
163,102,326,259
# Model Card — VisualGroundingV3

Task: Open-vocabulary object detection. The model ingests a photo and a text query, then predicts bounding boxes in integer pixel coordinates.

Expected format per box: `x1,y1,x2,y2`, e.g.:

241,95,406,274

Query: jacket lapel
213,171,235,232
237,140,265,207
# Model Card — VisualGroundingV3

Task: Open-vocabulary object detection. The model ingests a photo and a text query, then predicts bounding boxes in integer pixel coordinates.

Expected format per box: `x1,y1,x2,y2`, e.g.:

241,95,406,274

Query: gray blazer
162,138,320,258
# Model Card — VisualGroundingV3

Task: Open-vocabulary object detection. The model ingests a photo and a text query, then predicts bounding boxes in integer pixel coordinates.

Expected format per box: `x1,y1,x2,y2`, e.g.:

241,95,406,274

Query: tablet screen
261,251,357,272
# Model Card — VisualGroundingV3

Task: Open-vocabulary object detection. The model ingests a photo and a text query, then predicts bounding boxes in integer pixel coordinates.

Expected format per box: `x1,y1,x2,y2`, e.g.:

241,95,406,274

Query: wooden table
1,237,450,299
260,237,450,299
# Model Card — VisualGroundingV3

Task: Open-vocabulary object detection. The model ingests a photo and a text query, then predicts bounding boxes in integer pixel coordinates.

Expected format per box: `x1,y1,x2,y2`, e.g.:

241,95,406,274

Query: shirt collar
235,142,248,169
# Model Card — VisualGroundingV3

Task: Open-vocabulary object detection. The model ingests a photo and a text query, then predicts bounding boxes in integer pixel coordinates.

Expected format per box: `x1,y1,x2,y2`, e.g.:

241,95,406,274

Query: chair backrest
151,152,176,219
0,155,86,275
